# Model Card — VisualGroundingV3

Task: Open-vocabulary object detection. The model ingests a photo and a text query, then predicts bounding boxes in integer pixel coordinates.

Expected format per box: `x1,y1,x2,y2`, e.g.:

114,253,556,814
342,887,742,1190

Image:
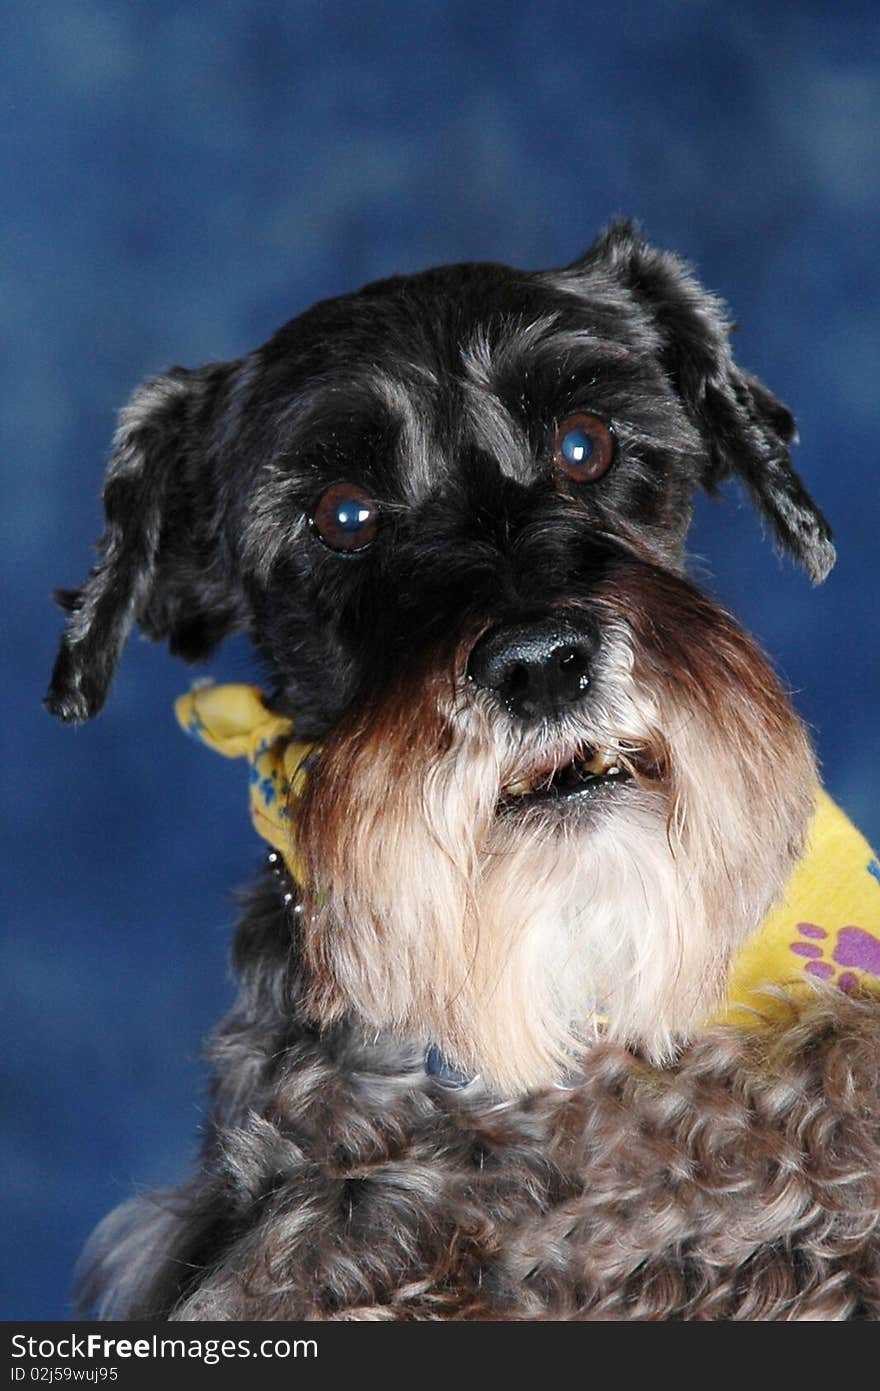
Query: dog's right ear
46,365,247,724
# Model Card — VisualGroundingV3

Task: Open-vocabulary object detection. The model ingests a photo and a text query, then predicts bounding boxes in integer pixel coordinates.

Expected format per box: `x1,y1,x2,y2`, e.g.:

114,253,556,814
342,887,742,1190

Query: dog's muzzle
467,614,599,721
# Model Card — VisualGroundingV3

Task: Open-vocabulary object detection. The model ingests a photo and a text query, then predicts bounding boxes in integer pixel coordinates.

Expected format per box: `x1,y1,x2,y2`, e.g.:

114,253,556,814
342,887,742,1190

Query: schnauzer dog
48,223,880,1320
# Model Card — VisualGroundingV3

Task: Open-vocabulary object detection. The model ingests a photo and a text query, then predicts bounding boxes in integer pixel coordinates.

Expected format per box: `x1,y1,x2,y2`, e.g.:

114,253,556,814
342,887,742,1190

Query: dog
47,222,880,1320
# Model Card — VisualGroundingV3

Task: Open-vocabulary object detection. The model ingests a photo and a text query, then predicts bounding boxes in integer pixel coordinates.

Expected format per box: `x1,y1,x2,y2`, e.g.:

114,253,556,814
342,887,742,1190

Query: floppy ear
578,221,835,583
46,364,248,724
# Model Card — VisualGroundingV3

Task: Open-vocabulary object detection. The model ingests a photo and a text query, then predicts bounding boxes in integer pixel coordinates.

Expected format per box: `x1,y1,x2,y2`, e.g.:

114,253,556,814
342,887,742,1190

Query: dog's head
47,223,833,1092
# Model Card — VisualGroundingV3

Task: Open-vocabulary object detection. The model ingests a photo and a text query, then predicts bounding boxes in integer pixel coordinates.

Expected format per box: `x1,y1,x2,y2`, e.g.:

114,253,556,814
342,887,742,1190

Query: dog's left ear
573,222,835,583
46,364,248,724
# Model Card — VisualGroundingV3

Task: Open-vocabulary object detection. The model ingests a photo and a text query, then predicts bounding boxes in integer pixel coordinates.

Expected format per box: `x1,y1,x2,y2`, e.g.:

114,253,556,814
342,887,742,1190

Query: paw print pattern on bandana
790,921,880,993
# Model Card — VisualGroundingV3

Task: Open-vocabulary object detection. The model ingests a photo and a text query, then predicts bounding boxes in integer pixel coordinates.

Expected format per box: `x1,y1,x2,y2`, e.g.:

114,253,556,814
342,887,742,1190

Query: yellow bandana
724,787,880,1021
176,682,320,888
176,683,880,1025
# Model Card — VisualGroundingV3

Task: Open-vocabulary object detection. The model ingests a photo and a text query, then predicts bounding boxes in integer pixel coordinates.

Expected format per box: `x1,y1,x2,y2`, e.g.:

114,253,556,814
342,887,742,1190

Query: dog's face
48,224,834,1092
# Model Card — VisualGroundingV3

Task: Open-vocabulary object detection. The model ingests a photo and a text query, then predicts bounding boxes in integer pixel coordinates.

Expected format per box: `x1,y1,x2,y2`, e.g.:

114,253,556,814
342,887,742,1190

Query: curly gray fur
77,878,880,1322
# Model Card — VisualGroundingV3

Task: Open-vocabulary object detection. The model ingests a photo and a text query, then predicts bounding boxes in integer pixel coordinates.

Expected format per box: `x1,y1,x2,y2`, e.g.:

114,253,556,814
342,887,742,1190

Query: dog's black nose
468,617,598,721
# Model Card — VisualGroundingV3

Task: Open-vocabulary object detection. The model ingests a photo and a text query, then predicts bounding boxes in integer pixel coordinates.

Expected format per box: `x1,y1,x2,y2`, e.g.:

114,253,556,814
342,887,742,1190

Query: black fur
46,221,832,731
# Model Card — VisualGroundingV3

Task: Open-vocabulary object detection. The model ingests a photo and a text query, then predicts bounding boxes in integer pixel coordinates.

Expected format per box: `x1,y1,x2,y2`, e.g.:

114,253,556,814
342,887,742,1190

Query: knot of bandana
176,683,321,887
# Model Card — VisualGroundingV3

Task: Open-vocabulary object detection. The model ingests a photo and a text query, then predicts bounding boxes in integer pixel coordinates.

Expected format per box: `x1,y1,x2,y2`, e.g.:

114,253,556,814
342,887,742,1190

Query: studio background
3,0,878,1319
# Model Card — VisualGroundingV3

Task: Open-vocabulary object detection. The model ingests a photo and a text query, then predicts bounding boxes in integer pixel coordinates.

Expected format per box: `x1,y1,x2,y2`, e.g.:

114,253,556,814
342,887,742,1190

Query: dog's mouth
499,745,633,811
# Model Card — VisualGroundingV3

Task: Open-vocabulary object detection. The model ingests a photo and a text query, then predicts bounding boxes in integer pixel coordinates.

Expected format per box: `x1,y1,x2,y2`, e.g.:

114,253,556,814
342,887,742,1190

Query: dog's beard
298,562,816,1094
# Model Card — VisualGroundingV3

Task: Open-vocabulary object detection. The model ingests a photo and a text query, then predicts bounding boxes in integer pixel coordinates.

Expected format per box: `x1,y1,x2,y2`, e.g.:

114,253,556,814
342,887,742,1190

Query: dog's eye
553,413,615,482
310,483,380,553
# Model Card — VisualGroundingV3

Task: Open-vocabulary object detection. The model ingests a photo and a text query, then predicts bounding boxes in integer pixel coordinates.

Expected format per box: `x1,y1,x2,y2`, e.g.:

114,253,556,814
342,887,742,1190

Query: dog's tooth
506,778,532,797
583,749,616,775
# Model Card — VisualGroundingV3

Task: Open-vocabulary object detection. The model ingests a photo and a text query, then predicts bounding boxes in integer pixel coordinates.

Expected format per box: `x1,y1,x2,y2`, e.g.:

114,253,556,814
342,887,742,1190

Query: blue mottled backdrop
3,0,878,1319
